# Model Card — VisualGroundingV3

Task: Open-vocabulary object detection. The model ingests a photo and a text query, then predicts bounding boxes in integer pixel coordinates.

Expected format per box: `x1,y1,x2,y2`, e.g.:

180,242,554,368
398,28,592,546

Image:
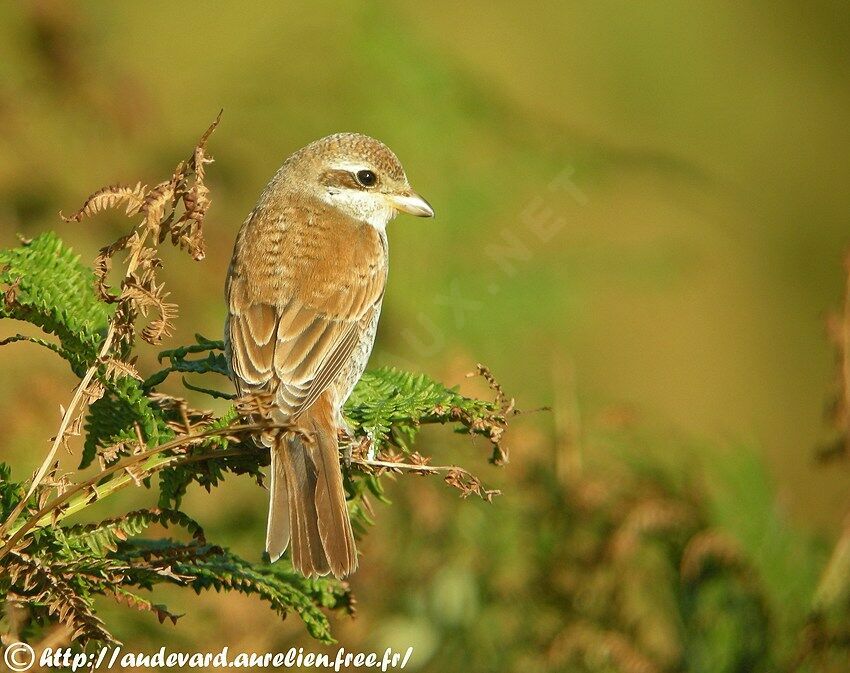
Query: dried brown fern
0,112,221,543
60,182,146,223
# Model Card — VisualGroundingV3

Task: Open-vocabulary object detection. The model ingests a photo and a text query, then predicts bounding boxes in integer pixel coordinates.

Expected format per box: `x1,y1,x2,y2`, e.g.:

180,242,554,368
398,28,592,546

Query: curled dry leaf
60,182,147,223
121,280,178,345
92,233,132,303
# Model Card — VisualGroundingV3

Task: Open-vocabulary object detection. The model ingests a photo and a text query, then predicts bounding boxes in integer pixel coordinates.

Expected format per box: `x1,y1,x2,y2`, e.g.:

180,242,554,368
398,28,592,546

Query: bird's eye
355,169,377,187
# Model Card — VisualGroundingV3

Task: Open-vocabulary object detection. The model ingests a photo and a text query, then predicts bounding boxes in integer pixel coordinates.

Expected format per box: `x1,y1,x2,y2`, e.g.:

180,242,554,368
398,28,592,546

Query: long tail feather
265,447,290,562
309,402,358,577
265,394,357,578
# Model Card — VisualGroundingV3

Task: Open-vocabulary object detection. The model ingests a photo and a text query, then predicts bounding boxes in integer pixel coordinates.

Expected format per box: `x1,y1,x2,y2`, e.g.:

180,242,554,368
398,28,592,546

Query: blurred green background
2,1,850,671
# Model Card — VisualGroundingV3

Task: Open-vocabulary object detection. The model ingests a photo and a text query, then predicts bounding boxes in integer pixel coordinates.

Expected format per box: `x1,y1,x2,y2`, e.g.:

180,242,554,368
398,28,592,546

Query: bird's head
281,132,434,229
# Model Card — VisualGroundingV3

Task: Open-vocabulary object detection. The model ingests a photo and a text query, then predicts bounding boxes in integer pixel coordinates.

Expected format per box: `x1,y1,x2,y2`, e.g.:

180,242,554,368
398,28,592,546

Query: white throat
320,187,395,230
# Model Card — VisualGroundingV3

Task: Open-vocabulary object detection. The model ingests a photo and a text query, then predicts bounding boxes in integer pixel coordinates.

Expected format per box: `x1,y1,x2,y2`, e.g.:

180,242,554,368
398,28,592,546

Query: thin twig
349,456,500,500
350,457,474,476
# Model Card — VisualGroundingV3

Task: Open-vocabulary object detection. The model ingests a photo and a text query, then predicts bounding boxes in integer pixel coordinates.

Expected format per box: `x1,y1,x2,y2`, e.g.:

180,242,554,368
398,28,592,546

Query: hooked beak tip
388,191,435,218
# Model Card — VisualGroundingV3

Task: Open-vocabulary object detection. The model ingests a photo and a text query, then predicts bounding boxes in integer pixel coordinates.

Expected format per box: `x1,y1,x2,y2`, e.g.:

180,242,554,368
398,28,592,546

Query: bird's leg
337,427,355,469
336,409,358,469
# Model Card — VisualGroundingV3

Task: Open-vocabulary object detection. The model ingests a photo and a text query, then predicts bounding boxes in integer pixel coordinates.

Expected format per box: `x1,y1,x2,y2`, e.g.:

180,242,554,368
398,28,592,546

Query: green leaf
62,508,205,556
82,375,174,469
0,232,110,372
172,551,352,644
144,334,230,392
0,462,27,521
345,366,501,450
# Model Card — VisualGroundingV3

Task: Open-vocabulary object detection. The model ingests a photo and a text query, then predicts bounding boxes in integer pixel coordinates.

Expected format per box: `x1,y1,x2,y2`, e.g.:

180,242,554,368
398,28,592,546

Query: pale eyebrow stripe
328,160,373,173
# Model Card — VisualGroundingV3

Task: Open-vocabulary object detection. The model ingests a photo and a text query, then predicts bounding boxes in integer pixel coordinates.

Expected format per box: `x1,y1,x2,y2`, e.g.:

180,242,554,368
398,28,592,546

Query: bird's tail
265,395,357,578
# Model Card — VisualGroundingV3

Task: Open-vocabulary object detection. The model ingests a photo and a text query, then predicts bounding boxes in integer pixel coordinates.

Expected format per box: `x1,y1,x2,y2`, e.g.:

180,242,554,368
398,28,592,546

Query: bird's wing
226,203,386,418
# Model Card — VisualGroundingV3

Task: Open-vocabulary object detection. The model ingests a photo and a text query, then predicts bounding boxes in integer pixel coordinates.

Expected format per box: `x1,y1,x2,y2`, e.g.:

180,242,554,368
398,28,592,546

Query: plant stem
0,423,270,561
350,457,478,476
10,447,259,537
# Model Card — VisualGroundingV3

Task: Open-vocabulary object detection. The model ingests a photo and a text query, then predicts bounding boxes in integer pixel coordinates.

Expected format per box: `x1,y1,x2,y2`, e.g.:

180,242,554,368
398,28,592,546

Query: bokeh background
1,1,850,671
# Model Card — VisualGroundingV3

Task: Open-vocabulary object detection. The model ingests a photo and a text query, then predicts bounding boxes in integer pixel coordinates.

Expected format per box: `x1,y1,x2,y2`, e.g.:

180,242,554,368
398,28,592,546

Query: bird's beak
387,190,434,218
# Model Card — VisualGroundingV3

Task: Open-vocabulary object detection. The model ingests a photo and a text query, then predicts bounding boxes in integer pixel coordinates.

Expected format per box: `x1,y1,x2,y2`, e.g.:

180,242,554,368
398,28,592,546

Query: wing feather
229,316,271,385
294,315,368,416
244,303,277,345
226,199,386,418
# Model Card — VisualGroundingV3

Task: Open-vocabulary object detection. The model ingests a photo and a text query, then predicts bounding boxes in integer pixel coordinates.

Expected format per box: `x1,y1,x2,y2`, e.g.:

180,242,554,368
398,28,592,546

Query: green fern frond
0,333,72,361
108,540,351,644
144,333,230,391
156,406,263,509
81,375,174,469
105,586,181,626
62,508,205,556
0,232,110,372
171,552,352,644
345,366,501,450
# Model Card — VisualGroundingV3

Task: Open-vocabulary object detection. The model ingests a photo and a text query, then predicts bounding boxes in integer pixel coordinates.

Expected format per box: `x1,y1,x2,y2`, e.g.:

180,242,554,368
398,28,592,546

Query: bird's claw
338,428,354,469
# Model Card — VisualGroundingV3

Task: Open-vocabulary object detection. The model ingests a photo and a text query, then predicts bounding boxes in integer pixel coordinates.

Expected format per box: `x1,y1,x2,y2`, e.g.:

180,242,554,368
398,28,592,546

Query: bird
224,132,434,578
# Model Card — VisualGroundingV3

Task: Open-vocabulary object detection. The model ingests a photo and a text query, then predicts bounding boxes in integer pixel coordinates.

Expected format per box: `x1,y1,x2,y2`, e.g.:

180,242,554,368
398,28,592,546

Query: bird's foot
338,428,355,469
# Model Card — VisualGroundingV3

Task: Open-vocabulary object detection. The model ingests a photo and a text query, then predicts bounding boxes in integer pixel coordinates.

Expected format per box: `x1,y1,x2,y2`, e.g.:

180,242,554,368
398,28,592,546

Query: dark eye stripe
319,169,361,190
